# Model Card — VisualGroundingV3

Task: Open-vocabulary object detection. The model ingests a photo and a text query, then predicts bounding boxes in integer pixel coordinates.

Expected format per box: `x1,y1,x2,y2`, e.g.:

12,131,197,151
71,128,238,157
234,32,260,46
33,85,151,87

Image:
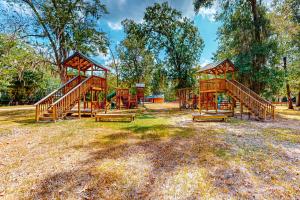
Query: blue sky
0,0,220,67
98,0,220,67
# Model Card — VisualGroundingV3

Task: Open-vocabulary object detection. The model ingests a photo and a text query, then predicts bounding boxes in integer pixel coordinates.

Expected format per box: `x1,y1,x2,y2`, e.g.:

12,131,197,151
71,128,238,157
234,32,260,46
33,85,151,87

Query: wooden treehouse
188,59,274,121
34,52,109,122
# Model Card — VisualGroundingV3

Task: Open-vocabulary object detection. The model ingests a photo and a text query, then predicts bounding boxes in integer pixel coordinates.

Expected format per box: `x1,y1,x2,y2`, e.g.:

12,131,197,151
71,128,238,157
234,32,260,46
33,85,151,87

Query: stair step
39,116,54,121
43,113,51,117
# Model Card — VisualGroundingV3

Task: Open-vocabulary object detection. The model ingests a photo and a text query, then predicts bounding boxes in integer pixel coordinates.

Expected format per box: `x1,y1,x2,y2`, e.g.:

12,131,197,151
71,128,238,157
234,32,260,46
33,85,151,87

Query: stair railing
229,80,275,119
34,75,84,121
231,80,274,116
51,76,95,120
226,80,269,119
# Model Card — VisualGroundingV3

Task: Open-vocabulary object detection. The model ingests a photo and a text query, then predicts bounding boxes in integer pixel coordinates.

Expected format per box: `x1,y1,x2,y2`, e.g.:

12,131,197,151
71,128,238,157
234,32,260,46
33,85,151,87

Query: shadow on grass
22,107,300,199
123,124,195,140
26,137,201,199
0,109,36,125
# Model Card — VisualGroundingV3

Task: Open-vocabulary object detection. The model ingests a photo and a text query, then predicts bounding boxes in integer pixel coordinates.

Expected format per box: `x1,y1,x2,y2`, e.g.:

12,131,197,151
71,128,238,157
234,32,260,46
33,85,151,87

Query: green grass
263,128,300,144
1,104,300,199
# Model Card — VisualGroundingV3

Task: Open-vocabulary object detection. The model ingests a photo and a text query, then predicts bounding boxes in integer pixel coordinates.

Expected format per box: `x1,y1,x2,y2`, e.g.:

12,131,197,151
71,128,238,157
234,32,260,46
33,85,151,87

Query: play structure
178,59,275,121
35,52,109,122
116,88,137,109
35,52,145,122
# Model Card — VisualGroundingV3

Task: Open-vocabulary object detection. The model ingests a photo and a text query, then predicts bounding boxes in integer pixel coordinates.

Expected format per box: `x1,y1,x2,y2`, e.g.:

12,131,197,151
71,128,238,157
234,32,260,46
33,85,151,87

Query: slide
107,91,116,102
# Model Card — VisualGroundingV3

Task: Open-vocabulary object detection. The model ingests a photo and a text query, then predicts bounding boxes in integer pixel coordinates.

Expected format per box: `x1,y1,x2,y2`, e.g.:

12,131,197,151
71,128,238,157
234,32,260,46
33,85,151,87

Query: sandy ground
0,103,299,199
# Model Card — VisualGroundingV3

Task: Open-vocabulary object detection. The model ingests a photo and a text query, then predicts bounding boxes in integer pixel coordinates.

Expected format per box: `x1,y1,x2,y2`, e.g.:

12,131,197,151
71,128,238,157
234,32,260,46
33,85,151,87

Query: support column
240,102,243,119
232,98,235,117
91,90,93,115
198,78,201,114
215,92,218,113
78,57,81,119
104,70,108,114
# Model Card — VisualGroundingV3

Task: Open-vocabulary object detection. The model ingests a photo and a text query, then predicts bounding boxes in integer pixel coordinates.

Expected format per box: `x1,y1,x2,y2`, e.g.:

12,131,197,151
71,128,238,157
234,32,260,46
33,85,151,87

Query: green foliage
4,0,108,82
194,0,214,11
0,34,59,104
142,2,204,89
117,20,154,87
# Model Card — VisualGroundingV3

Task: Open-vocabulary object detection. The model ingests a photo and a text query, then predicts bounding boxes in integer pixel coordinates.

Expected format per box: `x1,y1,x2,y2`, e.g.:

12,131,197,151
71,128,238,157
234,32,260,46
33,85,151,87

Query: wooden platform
203,110,234,117
95,113,135,122
192,113,227,122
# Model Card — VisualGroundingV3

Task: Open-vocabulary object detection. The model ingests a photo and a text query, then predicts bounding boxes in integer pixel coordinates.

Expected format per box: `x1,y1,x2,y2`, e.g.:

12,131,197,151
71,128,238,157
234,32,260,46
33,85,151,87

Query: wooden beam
104,70,108,114
78,56,81,119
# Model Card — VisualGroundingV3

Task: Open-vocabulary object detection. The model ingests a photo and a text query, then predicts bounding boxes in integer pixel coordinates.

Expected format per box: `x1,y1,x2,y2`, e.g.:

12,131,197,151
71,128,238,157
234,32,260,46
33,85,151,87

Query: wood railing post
35,105,39,122
52,105,56,122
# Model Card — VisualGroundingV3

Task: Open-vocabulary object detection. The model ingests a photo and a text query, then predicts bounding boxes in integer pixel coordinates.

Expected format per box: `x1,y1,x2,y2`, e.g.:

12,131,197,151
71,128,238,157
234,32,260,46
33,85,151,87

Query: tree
3,0,108,83
0,34,59,104
195,0,283,96
117,20,155,87
270,0,300,107
142,2,204,89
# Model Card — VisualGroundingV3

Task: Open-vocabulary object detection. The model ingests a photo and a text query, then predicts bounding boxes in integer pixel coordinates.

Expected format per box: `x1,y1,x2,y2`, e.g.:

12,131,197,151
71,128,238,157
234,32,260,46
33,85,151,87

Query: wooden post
104,70,108,114
232,98,235,116
224,63,227,80
240,102,243,119
206,93,208,111
35,105,39,122
215,92,218,113
83,93,86,109
78,57,81,119
91,90,93,115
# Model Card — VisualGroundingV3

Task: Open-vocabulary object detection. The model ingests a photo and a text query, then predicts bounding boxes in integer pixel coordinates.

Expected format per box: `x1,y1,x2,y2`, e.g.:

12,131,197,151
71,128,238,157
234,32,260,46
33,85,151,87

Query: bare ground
0,103,299,199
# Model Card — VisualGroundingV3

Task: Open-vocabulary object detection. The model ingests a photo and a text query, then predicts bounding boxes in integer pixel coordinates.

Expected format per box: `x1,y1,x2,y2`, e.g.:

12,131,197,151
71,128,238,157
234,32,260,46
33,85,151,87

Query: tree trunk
286,83,294,109
297,91,300,107
58,63,67,84
249,0,263,94
283,57,293,109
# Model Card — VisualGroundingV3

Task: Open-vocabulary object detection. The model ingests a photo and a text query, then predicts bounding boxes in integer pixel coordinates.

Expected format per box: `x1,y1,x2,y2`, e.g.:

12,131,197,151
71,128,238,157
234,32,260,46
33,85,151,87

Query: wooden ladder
226,80,275,120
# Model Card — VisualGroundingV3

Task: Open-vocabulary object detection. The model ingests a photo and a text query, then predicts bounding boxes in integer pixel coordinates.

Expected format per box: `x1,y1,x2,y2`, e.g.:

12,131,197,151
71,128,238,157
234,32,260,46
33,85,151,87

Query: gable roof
62,51,109,72
197,59,235,75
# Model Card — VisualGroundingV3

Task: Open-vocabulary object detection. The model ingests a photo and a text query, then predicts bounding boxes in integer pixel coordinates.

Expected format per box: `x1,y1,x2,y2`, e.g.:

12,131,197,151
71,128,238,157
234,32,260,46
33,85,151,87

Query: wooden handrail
34,75,83,106
34,75,85,121
231,80,274,107
226,80,274,120
52,76,92,105
51,76,107,120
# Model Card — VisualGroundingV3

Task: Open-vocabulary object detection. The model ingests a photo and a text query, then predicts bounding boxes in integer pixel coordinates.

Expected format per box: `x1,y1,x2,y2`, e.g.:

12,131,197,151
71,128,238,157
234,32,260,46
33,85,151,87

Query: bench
95,113,135,122
192,113,227,122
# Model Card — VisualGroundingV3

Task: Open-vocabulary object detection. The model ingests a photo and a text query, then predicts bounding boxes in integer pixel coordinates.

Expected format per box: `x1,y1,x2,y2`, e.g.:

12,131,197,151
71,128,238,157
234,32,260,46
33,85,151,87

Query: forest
0,0,299,107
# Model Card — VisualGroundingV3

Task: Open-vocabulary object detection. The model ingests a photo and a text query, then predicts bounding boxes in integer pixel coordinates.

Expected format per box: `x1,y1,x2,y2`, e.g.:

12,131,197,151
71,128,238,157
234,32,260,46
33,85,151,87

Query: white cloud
200,58,211,67
197,3,217,22
107,21,123,30
0,1,33,16
102,0,197,30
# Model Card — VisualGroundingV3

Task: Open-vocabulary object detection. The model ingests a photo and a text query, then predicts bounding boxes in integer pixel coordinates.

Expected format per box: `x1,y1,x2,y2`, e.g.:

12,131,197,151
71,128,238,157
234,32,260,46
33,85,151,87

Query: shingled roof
197,59,235,75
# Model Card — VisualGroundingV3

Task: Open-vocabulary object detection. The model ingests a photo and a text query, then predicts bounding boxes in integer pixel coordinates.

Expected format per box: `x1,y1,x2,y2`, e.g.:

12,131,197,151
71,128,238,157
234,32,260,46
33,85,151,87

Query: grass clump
264,128,300,144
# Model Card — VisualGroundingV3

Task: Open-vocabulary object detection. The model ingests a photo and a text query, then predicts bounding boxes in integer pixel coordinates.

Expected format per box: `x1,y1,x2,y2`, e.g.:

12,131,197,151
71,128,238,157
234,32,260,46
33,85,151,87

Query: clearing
0,103,299,199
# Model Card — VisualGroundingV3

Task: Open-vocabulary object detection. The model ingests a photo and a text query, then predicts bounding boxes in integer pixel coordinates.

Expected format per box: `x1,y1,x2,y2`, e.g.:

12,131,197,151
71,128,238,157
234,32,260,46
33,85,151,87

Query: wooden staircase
35,75,106,122
226,80,275,120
